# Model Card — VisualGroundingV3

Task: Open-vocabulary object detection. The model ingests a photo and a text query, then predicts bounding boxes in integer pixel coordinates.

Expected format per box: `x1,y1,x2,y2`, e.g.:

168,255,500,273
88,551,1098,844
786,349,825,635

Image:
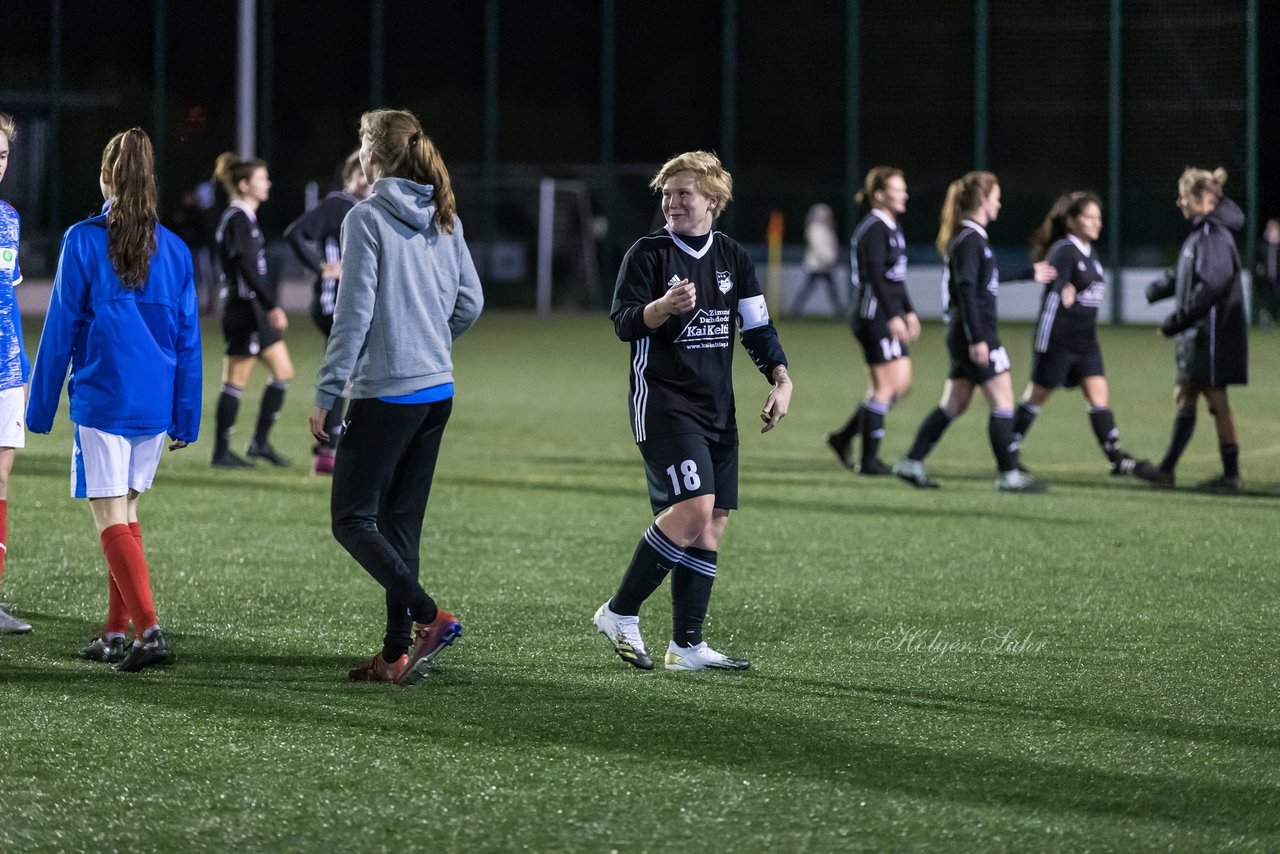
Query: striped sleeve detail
1035,292,1059,353
630,337,650,442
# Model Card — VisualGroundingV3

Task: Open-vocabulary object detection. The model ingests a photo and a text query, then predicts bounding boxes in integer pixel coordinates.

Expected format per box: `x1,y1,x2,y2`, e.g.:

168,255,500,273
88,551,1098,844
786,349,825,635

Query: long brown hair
102,128,158,289
213,151,267,199
1029,191,1101,262
936,171,998,257
359,109,457,233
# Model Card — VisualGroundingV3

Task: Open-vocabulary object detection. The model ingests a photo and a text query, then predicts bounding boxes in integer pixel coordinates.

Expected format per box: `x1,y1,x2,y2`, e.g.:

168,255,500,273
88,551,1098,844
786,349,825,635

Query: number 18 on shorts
639,434,739,514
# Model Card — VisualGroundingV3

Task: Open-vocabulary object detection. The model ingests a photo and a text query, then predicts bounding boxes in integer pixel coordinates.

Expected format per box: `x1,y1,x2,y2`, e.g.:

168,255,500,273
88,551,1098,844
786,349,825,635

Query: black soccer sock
254,379,289,446
323,396,346,451
1088,406,1123,462
989,409,1019,473
1160,410,1196,472
832,403,865,446
906,407,954,462
214,383,243,456
1013,401,1040,445
1220,442,1240,479
610,525,685,617
671,547,717,648
860,400,890,466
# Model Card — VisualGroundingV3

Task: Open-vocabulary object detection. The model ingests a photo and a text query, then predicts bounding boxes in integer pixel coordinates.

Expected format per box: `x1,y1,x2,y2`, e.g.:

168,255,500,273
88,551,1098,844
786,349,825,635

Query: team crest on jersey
1078,260,1087,271
674,308,732,350
716,270,733,294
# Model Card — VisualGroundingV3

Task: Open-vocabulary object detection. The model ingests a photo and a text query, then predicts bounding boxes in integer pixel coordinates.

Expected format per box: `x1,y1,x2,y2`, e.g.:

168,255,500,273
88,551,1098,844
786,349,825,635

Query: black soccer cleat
857,458,893,476
80,635,129,664
825,433,856,470
1135,464,1175,489
246,440,292,468
1193,474,1243,495
212,450,254,468
115,629,174,673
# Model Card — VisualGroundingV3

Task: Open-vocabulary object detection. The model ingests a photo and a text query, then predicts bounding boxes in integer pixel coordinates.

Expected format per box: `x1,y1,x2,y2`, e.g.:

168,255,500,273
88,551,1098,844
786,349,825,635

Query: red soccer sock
0,498,8,583
99,524,157,635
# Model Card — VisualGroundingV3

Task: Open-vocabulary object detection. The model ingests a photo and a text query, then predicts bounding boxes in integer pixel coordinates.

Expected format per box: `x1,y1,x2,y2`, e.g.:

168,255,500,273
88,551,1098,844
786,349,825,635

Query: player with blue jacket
27,128,201,672
0,111,32,635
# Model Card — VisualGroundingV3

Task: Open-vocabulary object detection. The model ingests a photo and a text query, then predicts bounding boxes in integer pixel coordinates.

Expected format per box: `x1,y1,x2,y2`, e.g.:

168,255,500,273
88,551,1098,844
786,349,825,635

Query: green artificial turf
1,312,1277,852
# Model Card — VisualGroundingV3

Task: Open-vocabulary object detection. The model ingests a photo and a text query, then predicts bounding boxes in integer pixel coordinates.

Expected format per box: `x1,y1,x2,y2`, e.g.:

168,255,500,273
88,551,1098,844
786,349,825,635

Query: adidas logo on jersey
667,275,682,289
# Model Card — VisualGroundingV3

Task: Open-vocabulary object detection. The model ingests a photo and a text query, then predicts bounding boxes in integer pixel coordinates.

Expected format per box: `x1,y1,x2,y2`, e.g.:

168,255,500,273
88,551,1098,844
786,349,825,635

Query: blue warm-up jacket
27,213,202,441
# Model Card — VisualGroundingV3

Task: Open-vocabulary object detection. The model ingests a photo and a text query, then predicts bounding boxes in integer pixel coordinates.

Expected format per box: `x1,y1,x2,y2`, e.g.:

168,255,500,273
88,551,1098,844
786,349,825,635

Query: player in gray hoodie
1140,166,1247,493
311,109,483,684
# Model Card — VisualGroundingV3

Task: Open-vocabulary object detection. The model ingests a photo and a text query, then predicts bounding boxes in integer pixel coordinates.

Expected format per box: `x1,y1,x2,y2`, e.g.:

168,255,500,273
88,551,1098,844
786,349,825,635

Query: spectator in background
1254,218,1280,324
789,203,841,316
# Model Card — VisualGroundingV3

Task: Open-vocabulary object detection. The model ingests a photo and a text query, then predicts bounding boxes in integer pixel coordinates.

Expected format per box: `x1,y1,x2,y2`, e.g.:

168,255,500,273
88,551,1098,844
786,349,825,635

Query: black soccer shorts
638,432,738,514
1031,340,1105,389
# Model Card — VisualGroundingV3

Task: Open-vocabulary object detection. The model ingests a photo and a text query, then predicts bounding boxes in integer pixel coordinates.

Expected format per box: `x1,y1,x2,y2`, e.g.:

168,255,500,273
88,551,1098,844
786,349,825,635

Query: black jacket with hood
1146,197,1247,387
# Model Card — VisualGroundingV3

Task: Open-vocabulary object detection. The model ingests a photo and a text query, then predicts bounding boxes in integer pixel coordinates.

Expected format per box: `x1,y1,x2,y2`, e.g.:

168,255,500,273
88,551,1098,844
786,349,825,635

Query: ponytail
102,128,158,289
213,150,267,199
855,165,903,208
1029,191,1102,262
359,109,456,234
936,171,998,257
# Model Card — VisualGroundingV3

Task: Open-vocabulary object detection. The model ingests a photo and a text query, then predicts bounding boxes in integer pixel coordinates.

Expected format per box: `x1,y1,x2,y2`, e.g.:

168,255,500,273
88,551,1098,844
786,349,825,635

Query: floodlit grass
2,312,1278,851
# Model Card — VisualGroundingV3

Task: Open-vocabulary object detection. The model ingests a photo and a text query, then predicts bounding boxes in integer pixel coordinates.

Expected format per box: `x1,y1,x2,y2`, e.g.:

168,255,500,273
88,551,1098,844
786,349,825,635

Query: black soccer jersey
942,219,999,347
285,191,357,318
1033,236,1105,354
611,228,787,444
851,210,913,323
216,201,276,311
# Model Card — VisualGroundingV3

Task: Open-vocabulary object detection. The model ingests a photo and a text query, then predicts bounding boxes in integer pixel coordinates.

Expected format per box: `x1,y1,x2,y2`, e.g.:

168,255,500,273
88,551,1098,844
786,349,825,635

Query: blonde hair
856,166,903,207
0,112,15,143
1178,166,1228,203
937,171,998,257
649,151,733,217
213,151,267,199
102,129,158,289
359,109,456,234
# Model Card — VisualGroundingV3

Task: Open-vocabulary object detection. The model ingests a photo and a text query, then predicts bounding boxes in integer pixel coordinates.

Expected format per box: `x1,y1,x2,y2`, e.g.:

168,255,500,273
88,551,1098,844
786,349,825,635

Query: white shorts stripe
631,338,649,442
71,427,166,499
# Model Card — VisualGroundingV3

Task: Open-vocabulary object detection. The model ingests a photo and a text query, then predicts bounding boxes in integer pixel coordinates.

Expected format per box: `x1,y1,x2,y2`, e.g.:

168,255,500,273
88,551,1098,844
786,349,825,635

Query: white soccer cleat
593,602,653,670
995,468,1048,493
0,605,32,634
664,640,750,671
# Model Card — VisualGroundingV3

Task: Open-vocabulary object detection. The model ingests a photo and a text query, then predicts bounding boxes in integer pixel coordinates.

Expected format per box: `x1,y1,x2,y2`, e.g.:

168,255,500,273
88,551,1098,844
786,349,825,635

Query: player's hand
904,312,921,342
309,406,330,442
761,366,792,433
969,341,990,367
167,439,188,452
660,280,696,316
1032,261,1057,284
268,306,289,331
321,260,342,280
887,315,908,343
1060,284,1076,308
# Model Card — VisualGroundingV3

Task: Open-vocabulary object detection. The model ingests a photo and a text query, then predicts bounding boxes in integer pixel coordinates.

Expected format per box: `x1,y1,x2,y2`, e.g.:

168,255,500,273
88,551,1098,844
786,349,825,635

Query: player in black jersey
892,171,1053,492
827,166,919,475
1139,167,1248,493
594,151,791,672
211,152,294,468
1012,192,1154,477
285,150,371,474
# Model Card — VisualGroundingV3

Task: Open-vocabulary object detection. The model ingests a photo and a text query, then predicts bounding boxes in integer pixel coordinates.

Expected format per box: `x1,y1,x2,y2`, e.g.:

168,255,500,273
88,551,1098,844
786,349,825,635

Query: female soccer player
0,112,32,635
27,128,201,671
285,150,371,473
211,152,293,468
594,150,792,672
1012,192,1152,477
310,109,483,685
1139,167,1247,492
827,166,919,475
891,171,1052,492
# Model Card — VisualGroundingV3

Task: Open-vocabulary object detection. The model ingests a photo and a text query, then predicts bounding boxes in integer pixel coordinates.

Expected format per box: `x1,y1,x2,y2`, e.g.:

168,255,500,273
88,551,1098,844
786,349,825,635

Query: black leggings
331,396,453,655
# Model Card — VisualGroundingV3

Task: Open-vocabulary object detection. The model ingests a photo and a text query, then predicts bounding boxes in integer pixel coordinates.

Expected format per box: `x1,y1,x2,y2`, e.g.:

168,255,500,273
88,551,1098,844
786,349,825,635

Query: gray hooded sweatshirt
315,177,483,410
